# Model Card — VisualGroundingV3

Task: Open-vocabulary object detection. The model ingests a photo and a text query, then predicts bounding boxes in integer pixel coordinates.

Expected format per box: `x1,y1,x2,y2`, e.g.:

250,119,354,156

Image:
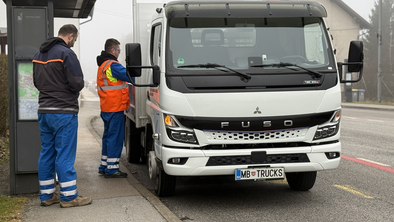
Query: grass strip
0,195,29,222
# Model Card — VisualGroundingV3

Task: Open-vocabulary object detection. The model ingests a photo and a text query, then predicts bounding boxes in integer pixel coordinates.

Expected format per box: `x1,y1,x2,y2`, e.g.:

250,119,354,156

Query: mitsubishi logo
253,107,261,114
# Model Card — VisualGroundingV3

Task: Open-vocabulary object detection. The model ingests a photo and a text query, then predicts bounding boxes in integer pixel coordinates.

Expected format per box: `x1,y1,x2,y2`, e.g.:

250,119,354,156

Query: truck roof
165,1,327,18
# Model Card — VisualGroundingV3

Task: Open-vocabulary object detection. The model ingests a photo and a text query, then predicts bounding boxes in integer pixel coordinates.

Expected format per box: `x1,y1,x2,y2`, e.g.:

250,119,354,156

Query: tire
286,171,317,191
125,117,143,163
154,167,176,197
141,126,153,165
145,129,154,169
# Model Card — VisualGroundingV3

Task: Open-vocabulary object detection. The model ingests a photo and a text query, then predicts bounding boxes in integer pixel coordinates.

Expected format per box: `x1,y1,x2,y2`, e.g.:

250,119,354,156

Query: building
321,0,371,63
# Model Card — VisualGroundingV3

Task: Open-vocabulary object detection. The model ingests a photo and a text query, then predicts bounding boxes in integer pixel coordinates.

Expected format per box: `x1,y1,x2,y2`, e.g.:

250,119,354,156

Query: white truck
124,0,363,197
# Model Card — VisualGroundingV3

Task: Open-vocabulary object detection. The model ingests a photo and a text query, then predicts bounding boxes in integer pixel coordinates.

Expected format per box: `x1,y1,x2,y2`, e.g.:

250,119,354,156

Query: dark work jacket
33,37,84,114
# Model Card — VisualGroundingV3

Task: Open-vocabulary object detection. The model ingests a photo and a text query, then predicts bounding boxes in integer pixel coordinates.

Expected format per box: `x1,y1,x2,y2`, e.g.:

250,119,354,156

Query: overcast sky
342,0,377,21
79,0,132,81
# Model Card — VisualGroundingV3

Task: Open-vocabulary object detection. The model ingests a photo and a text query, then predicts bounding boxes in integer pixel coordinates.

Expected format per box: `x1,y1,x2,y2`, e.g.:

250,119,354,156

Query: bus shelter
4,0,95,194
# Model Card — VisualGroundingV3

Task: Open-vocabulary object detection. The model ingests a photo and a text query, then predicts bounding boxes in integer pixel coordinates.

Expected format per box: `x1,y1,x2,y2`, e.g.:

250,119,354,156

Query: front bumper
160,141,341,176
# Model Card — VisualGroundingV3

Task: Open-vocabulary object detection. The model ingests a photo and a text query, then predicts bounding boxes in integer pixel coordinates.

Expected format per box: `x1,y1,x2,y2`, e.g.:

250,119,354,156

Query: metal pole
377,0,382,102
6,0,16,195
48,0,54,37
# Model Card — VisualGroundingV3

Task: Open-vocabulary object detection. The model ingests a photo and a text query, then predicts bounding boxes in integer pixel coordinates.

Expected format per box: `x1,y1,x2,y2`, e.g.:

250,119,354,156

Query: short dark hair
58,24,78,37
105,38,120,53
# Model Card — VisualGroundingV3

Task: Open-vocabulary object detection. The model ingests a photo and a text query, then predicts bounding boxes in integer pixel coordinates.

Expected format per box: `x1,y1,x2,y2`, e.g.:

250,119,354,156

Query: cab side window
150,24,162,66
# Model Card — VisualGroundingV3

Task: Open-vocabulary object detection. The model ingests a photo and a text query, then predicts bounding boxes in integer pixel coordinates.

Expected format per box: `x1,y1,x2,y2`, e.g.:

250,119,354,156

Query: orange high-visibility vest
97,60,130,112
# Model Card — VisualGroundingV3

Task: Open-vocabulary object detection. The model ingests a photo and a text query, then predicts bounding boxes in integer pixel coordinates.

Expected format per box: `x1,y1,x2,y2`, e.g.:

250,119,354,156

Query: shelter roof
3,0,95,18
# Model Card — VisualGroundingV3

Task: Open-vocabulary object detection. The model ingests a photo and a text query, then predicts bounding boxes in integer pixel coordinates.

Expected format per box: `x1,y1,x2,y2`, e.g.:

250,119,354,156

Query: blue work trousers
99,111,125,175
38,113,79,202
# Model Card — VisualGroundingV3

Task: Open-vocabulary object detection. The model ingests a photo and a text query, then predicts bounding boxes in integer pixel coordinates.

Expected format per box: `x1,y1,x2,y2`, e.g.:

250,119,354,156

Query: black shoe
98,171,105,175
104,171,128,178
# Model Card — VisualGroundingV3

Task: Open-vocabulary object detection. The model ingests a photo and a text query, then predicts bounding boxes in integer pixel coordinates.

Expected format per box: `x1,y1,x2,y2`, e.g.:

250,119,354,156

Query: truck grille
204,128,308,141
206,153,309,166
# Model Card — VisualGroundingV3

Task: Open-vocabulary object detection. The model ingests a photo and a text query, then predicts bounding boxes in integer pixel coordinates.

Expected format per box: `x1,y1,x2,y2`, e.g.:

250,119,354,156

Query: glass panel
17,61,39,120
151,24,162,65
13,8,48,60
168,17,331,72
304,22,327,64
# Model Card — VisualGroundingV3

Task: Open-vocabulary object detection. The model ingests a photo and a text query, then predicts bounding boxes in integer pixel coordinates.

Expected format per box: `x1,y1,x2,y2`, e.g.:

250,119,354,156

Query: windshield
167,17,333,73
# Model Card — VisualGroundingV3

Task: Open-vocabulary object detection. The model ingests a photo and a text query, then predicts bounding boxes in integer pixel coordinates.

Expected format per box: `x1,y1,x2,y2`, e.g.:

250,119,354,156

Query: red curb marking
341,155,394,174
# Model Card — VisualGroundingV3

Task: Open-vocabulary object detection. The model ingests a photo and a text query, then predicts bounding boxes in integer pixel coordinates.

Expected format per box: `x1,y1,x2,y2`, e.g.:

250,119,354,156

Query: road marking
342,155,394,174
343,116,357,119
357,158,390,167
343,115,394,123
333,185,373,199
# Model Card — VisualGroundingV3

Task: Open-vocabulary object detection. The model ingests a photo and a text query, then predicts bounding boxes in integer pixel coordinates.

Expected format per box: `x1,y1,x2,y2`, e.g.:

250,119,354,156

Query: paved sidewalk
22,88,180,222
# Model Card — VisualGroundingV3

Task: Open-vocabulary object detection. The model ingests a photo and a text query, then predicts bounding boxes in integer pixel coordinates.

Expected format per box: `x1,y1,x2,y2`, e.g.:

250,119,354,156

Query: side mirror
338,41,364,83
125,43,160,87
348,41,363,72
125,43,142,77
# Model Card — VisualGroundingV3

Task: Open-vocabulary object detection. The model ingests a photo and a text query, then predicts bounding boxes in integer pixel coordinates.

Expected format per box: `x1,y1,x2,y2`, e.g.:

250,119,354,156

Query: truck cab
125,0,363,197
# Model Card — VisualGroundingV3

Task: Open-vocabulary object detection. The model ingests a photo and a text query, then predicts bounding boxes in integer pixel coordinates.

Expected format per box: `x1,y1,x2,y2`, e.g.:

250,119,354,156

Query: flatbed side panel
128,0,166,127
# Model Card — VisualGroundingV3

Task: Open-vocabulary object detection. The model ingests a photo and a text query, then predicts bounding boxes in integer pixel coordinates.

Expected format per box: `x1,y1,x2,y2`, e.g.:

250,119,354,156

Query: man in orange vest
96,38,130,178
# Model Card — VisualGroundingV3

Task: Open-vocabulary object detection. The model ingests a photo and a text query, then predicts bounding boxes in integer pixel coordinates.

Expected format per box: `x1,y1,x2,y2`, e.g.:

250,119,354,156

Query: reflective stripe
107,164,119,169
107,158,119,163
60,190,77,197
40,188,56,194
38,107,79,112
102,60,113,87
106,67,119,83
101,161,107,165
33,59,63,64
97,83,128,91
39,179,55,186
101,155,107,160
59,180,77,188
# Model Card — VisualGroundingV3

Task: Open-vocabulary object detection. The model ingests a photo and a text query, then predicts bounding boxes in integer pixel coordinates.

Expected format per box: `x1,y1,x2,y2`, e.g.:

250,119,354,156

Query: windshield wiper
178,63,251,83
252,62,323,79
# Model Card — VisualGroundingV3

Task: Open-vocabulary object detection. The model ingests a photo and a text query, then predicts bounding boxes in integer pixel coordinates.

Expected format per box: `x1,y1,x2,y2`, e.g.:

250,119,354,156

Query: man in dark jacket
33,24,92,208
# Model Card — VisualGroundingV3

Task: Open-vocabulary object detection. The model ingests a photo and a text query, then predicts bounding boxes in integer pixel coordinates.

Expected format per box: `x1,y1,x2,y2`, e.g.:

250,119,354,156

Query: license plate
235,167,285,181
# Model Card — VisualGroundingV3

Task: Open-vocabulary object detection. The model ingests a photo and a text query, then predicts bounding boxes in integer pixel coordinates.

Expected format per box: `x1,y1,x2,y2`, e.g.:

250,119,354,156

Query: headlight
164,114,198,144
313,110,341,140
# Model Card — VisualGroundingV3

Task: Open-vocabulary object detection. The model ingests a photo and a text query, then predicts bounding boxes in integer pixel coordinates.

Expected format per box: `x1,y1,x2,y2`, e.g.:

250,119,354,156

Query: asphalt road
119,107,394,222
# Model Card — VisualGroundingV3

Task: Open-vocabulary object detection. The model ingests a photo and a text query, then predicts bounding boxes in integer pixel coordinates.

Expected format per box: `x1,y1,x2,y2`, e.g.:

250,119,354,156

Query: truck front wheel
154,167,176,197
286,171,317,191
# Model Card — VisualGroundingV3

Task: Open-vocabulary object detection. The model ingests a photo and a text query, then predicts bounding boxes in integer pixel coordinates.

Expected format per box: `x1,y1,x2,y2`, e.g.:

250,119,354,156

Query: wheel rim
148,151,157,179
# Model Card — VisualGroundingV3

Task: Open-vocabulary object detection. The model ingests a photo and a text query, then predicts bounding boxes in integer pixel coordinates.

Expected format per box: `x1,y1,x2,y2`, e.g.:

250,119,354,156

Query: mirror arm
337,62,343,81
126,66,159,87
339,62,363,83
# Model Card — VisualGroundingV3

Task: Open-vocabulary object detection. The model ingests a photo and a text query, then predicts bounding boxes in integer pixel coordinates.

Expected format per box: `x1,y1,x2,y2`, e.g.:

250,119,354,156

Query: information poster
17,62,39,120
14,8,47,59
